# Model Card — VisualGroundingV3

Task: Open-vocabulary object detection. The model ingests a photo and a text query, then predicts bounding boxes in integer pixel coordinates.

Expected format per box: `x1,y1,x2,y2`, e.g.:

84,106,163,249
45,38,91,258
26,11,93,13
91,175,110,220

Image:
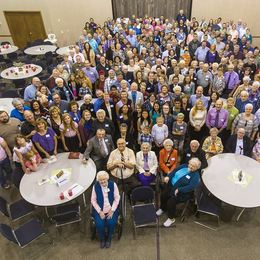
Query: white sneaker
163,218,176,227
156,209,164,216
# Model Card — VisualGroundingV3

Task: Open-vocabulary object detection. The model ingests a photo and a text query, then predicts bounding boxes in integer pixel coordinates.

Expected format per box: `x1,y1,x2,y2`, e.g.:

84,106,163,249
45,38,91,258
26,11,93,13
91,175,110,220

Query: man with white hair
126,29,137,47
104,70,117,93
24,77,41,101
235,90,252,113
181,140,208,170
128,82,143,110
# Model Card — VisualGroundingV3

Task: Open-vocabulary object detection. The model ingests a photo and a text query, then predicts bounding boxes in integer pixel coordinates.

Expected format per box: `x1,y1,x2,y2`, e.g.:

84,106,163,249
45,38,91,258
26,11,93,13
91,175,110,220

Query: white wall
191,0,260,46
0,0,113,46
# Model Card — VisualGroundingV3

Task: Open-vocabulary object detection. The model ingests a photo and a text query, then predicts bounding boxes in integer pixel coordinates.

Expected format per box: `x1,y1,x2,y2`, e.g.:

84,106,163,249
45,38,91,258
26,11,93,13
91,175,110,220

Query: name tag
187,153,191,157
74,117,77,120
106,67,109,70
126,142,129,145
147,87,151,90
221,119,224,121
105,139,108,142
186,175,191,179
105,124,109,127
187,108,190,111
180,126,183,129
90,72,94,75
120,115,123,119
171,158,175,161
110,104,114,107
46,134,50,138
90,109,94,111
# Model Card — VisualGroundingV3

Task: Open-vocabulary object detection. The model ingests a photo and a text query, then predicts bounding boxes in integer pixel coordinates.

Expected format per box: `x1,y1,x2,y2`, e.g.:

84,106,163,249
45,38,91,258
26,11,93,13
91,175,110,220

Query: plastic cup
59,192,65,200
68,189,73,196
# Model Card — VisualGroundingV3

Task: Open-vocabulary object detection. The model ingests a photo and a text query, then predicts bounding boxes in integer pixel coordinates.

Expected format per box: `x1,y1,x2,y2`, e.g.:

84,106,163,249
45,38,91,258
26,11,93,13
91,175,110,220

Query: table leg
236,208,246,222
82,193,87,208
45,206,50,218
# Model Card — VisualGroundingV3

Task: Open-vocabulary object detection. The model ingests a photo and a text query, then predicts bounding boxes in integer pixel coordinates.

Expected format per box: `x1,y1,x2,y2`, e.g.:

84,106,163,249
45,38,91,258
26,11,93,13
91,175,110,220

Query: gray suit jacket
83,134,114,161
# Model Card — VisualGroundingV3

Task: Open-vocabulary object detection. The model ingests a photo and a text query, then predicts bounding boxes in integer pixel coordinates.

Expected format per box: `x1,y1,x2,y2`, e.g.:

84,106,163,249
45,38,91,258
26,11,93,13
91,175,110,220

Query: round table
20,153,96,207
0,98,13,115
24,45,57,55
202,153,260,208
56,45,76,56
0,45,18,55
0,64,42,80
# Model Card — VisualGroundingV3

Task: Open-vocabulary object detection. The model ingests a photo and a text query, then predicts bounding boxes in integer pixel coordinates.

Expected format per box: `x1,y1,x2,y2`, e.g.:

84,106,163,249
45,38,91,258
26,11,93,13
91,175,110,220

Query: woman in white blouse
189,99,207,142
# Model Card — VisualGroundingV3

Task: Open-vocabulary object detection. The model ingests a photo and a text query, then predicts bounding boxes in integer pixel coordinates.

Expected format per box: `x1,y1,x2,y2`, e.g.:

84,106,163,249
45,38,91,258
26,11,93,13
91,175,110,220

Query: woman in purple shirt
205,44,220,64
32,118,57,158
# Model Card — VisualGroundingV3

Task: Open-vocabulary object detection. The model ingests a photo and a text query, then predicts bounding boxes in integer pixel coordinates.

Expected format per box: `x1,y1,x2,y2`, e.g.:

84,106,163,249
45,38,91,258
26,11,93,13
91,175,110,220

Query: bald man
24,77,41,101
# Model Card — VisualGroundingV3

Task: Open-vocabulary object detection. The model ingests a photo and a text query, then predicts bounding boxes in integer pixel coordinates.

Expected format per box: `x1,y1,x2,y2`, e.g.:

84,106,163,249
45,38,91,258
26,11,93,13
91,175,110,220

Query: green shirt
226,106,239,130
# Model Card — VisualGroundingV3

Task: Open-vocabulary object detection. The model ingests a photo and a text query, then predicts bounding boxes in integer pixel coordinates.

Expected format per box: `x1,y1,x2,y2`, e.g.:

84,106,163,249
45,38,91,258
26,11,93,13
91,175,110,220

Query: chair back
0,224,18,244
0,197,9,217
131,186,154,205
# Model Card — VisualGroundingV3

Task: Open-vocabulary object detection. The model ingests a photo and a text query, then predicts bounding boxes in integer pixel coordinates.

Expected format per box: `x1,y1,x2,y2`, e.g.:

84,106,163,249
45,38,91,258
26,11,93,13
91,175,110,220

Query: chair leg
236,208,246,222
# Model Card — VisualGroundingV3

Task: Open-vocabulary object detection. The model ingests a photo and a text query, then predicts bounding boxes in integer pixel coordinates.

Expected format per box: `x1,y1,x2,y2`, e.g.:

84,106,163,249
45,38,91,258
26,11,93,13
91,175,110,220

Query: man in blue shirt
24,77,41,101
82,60,99,84
126,29,138,47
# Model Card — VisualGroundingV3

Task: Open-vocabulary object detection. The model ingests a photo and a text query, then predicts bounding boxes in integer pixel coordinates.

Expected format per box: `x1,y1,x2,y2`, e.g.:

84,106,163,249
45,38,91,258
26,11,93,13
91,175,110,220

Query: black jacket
225,134,252,157
181,147,208,170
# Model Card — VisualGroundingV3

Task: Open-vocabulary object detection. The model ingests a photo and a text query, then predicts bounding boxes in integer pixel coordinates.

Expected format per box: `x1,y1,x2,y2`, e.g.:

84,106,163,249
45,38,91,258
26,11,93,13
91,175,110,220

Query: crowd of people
0,10,260,248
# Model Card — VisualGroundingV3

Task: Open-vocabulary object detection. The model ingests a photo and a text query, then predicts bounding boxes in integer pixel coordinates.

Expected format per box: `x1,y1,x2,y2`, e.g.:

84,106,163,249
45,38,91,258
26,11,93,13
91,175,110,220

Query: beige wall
0,0,113,46
191,0,260,47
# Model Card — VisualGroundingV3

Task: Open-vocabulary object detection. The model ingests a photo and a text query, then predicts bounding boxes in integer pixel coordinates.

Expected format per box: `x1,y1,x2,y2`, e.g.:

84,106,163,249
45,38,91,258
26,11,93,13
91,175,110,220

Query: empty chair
49,202,83,234
0,196,35,221
7,52,18,60
1,89,20,98
130,186,158,239
0,219,47,248
194,184,221,230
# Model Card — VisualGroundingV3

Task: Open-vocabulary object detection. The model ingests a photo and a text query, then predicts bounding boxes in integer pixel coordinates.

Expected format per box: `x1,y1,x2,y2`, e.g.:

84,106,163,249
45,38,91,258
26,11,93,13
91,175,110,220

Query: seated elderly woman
156,158,201,227
202,127,224,160
91,171,120,249
10,98,30,122
159,139,178,175
136,142,158,186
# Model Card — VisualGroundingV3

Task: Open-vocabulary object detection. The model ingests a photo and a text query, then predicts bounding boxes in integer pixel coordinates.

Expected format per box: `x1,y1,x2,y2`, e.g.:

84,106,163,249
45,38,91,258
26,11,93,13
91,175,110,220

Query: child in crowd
78,79,92,99
23,149,42,172
139,125,153,146
172,113,187,154
151,116,168,154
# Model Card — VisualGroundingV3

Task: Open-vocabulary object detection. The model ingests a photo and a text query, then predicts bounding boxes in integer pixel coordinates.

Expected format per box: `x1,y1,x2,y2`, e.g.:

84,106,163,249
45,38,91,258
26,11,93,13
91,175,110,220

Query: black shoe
105,239,111,248
100,240,106,249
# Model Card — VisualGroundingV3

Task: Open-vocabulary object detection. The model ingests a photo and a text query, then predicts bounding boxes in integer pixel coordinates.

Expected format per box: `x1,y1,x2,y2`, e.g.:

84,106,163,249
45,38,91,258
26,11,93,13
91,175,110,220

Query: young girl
68,101,81,124
117,104,132,132
137,109,152,141
68,73,79,100
150,102,161,125
172,113,187,153
13,135,42,174
59,113,82,152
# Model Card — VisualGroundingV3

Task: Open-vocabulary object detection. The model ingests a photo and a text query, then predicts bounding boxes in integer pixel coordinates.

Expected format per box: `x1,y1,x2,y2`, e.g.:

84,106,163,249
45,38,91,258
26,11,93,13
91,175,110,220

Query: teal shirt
171,167,189,186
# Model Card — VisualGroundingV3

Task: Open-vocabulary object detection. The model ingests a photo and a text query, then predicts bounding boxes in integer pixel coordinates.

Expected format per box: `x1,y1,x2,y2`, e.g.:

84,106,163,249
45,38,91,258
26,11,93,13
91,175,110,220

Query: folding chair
49,202,83,235
0,219,48,248
0,196,35,222
194,184,221,230
130,186,158,239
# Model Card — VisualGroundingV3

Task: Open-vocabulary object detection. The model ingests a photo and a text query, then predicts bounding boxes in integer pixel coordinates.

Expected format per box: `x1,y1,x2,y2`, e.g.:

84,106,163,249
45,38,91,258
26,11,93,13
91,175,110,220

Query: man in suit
128,82,143,110
61,54,73,74
225,128,252,157
83,128,114,171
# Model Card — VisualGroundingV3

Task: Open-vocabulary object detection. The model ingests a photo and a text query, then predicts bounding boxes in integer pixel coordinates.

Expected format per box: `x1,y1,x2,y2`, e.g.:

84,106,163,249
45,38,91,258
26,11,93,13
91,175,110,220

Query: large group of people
0,10,260,248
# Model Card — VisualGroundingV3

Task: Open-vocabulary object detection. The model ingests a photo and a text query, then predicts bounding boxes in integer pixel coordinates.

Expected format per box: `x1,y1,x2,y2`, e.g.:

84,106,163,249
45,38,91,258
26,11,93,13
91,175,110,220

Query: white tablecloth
56,45,76,56
0,98,13,115
0,45,18,55
24,45,57,55
202,153,260,208
0,64,42,80
20,153,96,206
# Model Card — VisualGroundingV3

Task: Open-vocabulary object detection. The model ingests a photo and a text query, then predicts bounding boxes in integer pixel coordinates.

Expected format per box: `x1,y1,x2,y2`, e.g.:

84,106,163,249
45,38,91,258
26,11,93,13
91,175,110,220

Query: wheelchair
89,193,125,241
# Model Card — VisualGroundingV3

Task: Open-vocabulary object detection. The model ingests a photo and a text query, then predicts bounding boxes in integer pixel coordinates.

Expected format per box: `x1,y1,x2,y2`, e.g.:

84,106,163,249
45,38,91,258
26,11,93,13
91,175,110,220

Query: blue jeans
93,210,119,240
0,157,12,187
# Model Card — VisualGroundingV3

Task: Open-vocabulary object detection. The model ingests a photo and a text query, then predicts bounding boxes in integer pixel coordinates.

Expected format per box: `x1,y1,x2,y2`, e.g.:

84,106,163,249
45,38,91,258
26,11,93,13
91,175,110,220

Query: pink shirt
91,182,120,214
59,122,78,137
0,137,7,161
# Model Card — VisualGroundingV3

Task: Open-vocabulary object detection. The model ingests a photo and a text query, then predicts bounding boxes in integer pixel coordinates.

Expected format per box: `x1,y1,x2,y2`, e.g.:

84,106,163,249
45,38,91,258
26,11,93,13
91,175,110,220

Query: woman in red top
159,139,178,175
